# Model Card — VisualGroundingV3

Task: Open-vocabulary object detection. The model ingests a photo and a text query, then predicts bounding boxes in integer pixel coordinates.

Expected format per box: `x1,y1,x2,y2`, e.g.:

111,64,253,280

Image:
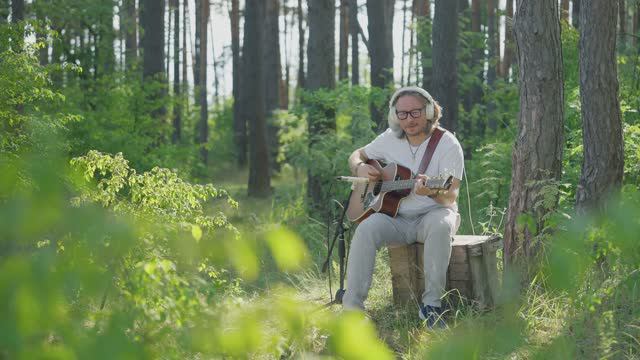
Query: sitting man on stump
343,86,464,328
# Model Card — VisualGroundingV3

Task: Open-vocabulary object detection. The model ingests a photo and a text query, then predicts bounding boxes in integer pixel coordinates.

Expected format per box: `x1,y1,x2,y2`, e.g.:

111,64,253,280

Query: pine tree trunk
470,0,484,120
11,0,23,21
264,0,281,172
307,0,336,207
504,0,564,271
349,0,359,85
172,0,181,143
193,0,202,105
561,0,569,21
198,0,209,164
575,0,624,213
486,0,497,132
123,0,138,71
231,0,246,166
633,2,638,48
35,0,48,65
501,0,514,81
432,0,458,132
140,0,167,123
0,0,9,23
572,0,580,28
245,0,271,197
97,2,116,76
297,0,305,90
619,0,626,51
367,0,395,131
339,0,349,81
400,0,408,85
415,0,431,90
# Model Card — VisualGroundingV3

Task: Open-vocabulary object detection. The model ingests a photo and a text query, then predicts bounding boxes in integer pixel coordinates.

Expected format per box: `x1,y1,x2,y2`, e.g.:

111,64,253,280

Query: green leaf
191,224,202,243
265,226,309,272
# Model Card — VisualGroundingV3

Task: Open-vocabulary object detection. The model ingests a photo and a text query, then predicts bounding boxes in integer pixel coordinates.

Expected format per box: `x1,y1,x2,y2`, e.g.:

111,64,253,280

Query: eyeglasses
396,108,425,120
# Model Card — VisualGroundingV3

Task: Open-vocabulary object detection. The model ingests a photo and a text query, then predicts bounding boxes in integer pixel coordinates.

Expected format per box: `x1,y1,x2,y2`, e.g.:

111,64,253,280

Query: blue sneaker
418,303,446,329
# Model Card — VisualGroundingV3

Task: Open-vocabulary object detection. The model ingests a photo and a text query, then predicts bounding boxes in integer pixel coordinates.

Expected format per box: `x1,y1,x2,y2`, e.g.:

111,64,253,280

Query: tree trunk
297,0,305,90
501,0,514,80
415,0,431,90
504,0,564,271
633,2,638,48
245,0,271,197
172,0,181,143
400,0,408,85
470,0,484,115
123,0,138,71
561,0,569,21
431,0,458,132
486,0,497,132
619,0,626,51
339,0,349,81
349,0,359,85
231,0,246,166
367,0,395,131
572,0,580,28
307,0,336,207
198,0,209,164
193,0,202,104
97,2,116,76
575,0,624,213
11,0,23,21
34,0,48,65
264,0,281,172
0,0,8,23
140,0,167,123
458,0,471,144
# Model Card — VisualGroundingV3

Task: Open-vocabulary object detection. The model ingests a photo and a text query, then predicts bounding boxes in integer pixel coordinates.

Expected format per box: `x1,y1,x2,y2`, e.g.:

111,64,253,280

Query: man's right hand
356,163,382,181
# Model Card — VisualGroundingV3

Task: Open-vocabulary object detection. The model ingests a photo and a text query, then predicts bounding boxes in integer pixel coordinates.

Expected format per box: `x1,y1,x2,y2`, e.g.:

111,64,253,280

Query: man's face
396,95,431,137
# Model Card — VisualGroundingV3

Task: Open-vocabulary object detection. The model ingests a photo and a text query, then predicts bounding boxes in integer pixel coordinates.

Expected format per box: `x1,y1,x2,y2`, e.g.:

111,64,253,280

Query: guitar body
346,160,413,223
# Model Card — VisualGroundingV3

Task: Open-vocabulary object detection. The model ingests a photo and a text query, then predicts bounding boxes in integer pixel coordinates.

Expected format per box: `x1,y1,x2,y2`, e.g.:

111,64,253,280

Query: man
343,86,464,328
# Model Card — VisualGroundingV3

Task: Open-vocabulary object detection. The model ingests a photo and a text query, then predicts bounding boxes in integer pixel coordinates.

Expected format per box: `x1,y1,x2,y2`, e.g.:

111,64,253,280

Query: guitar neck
380,178,446,192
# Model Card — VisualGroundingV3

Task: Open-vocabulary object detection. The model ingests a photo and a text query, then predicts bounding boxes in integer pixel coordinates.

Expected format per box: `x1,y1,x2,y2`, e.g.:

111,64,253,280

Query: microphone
335,176,370,183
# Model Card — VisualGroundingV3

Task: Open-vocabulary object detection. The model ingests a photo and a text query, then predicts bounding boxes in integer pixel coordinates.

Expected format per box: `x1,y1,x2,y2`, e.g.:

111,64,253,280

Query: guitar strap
417,126,445,175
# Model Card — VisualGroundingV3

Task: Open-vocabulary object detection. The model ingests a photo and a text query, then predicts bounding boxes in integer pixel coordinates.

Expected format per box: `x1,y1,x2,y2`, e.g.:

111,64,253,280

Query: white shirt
363,128,464,216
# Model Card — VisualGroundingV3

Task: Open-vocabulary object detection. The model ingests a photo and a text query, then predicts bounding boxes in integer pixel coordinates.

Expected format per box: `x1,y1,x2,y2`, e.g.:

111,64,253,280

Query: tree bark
0,0,8,23
619,0,626,51
561,0,569,21
501,0,514,81
633,2,638,48
172,0,181,143
307,0,336,207
470,0,484,115
123,0,138,71
431,0,458,132
349,0,359,85
140,0,167,123
193,0,202,104
339,0,349,81
11,0,23,21
231,0,246,166
198,0,209,164
367,0,395,131
575,0,624,213
572,0,580,28
297,0,305,90
264,0,281,172
415,0,431,91
245,0,271,197
486,0,497,132
504,0,564,271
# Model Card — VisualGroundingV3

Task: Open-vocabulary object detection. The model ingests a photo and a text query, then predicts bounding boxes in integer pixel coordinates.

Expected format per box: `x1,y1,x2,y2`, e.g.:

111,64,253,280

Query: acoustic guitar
344,159,453,223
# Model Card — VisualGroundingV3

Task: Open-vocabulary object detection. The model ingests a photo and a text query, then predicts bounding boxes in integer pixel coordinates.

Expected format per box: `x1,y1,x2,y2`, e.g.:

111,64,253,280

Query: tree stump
388,234,502,309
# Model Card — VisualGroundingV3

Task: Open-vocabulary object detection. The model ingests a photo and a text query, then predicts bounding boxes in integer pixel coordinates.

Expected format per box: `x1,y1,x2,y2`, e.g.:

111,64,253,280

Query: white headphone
389,86,436,120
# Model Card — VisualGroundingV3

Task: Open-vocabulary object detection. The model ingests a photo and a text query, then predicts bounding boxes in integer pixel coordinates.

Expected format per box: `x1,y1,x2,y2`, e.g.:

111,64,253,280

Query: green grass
209,167,640,359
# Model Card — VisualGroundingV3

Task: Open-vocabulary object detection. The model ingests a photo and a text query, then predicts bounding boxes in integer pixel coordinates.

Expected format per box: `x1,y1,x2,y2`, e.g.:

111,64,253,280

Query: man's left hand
413,174,447,197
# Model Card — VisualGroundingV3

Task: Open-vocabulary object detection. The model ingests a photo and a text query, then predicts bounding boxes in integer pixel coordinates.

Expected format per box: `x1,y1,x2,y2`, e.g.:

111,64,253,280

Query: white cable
464,167,476,235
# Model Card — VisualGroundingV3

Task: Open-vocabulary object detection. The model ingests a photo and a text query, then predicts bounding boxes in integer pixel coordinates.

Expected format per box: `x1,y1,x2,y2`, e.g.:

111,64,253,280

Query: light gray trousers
343,206,460,310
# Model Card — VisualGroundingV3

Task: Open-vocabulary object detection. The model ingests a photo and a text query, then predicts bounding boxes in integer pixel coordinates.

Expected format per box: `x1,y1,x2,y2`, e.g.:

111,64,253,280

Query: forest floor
209,167,586,358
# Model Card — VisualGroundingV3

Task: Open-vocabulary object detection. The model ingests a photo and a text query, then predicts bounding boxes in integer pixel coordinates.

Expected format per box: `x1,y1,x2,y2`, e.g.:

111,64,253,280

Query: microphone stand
322,189,352,307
